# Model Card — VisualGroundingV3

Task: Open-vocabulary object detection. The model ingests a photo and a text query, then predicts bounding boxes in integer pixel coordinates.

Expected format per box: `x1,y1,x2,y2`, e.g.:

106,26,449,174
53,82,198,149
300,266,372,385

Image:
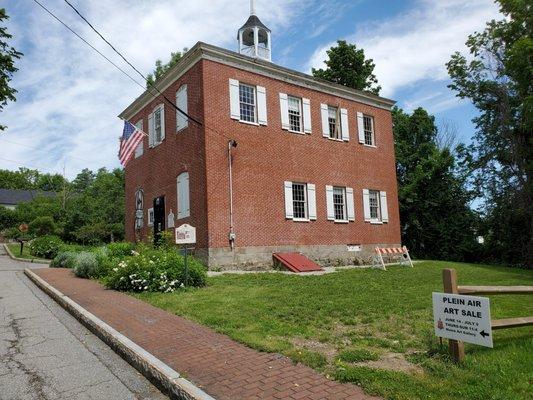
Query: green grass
5,243,39,260
134,261,533,400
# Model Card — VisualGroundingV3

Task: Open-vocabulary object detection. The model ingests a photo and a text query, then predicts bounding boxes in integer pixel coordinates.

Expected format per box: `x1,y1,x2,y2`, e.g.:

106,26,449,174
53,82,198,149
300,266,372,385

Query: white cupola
237,0,271,61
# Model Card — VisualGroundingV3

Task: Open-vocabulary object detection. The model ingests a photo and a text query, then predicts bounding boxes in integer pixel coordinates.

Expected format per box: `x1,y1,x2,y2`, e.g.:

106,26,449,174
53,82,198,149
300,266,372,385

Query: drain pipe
228,140,238,250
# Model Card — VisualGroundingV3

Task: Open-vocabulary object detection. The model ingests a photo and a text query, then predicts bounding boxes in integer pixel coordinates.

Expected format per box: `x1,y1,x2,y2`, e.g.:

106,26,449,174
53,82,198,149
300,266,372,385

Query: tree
0,8,22,130
0,168,66,191
312,40,381,95
393,107,479,261
446,0,532,267
146,48,188,88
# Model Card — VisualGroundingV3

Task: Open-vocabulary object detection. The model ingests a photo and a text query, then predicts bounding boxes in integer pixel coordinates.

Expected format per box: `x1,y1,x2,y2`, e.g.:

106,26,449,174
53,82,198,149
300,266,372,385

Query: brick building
119,5,401,269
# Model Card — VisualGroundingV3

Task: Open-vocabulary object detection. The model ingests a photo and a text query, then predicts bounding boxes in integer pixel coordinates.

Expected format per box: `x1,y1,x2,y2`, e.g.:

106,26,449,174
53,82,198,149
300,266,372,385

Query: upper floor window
134,120,144,158
148,104,165,147
363,115,375,146
176,85,188,132
288,96,302,133
239,83,257,123
328,106,340,139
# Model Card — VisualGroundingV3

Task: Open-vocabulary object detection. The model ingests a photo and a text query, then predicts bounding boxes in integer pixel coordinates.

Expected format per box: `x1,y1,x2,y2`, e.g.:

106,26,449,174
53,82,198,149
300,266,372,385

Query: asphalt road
0,245,168,400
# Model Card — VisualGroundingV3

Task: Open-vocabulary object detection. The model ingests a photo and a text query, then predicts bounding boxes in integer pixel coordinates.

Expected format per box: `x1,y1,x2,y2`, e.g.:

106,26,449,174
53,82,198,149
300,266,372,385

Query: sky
1,0,502,179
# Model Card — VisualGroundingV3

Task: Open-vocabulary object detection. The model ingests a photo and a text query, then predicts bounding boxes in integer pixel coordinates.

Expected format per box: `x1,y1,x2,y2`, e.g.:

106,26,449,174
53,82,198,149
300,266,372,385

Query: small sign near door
175,224,196,245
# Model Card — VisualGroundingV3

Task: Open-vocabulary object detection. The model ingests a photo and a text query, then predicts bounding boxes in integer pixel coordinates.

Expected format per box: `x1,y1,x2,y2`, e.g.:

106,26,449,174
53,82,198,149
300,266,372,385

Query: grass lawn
135,261,533,400
5,243,40,260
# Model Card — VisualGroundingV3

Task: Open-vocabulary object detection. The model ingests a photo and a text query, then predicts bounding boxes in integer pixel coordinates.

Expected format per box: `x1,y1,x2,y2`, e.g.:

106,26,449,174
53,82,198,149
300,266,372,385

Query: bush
29,216,57,237
50,251,77,268
105,248,207,292
106,242,135,258
29,235,64,259
73,252,99,278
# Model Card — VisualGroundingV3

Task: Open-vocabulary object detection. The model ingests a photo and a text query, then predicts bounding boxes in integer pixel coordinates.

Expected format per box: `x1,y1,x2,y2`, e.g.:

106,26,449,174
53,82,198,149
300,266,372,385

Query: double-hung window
154,107,163,143
288,96,302,133
292,183,307,219
363,115,375,146
239,83,256,123
368,190,381,220
328,106,341,139
333,186,347,221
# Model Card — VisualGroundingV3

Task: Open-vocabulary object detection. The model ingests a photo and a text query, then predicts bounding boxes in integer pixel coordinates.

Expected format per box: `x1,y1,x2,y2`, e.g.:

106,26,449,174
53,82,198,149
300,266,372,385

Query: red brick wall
201,59,401,249
124,62,208,248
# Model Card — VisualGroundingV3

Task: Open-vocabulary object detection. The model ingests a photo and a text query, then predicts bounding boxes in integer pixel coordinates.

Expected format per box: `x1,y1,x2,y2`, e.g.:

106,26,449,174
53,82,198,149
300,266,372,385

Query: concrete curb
24,268,216,400
3,243,51,264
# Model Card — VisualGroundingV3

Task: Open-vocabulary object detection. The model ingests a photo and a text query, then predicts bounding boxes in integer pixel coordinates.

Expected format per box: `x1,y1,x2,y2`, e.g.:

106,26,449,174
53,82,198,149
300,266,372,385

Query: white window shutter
307,183,316,220
346,187,355,221
363,189,371,221
229,79,240,120
160,105,166,141
148,113,154,147
321,104,329,137
257,86,267,125
177,172,190,219
284,181,293,219
176,85,188,131
357,112,365,143
303,98,312,134
326,185,334,220
380,191,389,223
341,108,350,141
279,93,289,130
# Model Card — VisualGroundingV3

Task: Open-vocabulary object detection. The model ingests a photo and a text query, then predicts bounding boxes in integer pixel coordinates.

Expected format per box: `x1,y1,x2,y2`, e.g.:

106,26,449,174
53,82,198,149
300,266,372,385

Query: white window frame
291,182,308,220
288,96,303,134
328,106,341,140
368,190,381,222
176,84,188,132
363,114,375,146
150,104,165,147
239,83,257,124
333,186,348,222
134,119,144,158
147,207,154,227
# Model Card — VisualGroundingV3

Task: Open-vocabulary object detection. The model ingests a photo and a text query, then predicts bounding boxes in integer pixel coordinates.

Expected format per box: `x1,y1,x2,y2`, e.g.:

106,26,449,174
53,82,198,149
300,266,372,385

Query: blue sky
1,0,501,178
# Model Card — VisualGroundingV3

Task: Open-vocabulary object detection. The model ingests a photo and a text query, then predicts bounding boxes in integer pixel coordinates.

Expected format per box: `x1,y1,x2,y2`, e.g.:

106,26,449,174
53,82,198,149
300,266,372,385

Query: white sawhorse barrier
373,246,414,270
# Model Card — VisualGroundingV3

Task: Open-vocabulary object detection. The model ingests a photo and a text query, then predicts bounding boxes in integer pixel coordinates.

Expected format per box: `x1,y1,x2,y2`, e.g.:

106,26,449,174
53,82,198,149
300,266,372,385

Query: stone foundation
193,243,402,270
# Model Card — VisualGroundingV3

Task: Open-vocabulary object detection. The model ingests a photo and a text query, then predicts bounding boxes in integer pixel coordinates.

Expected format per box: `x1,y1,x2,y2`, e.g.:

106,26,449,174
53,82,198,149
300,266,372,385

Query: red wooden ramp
273,252,323,273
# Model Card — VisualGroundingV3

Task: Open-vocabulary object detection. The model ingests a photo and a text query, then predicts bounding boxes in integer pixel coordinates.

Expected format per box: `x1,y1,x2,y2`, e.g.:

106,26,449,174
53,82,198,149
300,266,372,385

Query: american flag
118,121,145,166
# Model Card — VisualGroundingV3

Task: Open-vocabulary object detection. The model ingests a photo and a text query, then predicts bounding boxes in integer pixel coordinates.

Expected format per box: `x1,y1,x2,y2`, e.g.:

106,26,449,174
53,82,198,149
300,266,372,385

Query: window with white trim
134,120,144,158
369,190,381,220
328,106,341,139
176,84,188,131
147,207,154,227
239,83,256,123
154,107,163,143
333,186,347,221
292,182,307,219
288,96,302,132
363,115,375,146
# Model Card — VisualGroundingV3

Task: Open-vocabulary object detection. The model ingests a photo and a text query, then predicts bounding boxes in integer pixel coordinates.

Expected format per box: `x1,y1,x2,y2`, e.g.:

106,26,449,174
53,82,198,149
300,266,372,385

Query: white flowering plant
104,247,207,292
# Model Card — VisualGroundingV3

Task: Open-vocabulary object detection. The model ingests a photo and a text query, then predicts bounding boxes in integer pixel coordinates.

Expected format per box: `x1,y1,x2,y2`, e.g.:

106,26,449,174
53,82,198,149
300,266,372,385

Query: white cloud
1,0,301,177
308,0,502,103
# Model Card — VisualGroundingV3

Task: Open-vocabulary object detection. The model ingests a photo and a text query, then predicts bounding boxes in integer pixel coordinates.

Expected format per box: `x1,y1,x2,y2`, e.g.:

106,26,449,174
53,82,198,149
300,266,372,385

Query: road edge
3,243,51,264
24,268,215,400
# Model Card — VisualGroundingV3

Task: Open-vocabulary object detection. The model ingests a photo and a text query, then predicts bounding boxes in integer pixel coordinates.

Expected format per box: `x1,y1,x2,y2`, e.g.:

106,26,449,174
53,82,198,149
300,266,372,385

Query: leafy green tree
312,40,381,95
146,48,188,88
28,216,57,237
446,0,532,267
0,8,22,130
0,167,66,191
393,107,479,261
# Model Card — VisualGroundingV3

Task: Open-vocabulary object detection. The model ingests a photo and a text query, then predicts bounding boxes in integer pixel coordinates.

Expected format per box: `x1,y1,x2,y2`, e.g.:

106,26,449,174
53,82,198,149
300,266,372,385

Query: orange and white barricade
373,246,413,270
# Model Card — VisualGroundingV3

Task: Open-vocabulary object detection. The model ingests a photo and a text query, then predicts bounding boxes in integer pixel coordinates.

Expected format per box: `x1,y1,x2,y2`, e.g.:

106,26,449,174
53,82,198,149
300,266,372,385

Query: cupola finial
250,0,256,15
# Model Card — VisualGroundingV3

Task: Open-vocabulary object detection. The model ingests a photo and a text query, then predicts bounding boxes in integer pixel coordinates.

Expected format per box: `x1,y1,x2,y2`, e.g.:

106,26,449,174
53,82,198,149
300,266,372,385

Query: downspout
228,140,238,249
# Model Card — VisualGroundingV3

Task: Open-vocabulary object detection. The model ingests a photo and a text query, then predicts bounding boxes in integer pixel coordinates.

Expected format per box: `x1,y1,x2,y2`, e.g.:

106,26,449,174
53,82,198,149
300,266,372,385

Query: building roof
238,15,270,36
119,42,396,120
0,188,56,206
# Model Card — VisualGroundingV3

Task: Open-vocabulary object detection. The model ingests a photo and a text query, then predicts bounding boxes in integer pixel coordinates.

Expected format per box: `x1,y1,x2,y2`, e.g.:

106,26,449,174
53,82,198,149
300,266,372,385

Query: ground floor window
292,182,307,219
333,186,347,221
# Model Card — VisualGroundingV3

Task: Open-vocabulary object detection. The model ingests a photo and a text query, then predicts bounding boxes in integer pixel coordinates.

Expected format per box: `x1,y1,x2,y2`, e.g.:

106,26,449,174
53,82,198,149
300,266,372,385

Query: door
153,196,165,246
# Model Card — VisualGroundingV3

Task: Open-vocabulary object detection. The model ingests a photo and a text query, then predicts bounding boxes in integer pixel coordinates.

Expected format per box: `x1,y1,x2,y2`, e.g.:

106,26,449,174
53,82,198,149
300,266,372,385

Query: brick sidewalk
34,268,379,400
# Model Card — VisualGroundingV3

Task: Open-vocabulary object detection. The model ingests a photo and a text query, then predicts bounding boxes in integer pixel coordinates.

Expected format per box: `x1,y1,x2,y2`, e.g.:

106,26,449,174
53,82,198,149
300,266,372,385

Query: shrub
105,248,207,292
29,216,57,237
29,235,64,259
50,251,77,268
73,252,99,278
106,242,135,258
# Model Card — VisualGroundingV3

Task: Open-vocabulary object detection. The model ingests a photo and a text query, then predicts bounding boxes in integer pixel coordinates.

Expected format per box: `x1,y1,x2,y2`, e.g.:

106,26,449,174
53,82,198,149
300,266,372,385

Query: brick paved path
34,268,379,400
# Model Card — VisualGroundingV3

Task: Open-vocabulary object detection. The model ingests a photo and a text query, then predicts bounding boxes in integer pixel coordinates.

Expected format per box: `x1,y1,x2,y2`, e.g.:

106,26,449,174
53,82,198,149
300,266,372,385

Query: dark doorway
153,196,165,246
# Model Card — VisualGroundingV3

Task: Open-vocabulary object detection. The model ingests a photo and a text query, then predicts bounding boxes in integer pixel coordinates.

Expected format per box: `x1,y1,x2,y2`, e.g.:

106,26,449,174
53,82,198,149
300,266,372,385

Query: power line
62,0,202,126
